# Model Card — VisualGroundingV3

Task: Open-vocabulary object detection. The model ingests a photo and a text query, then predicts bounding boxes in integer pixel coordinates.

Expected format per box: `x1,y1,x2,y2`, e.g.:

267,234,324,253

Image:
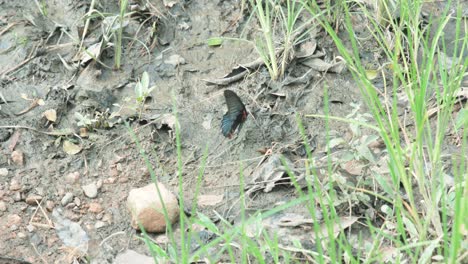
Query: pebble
104,177,116,184
26,195,43,205
11,150,24,166
61,192,74,206
65,172,80,184
74,197,81,207
102,213,113,224
17,232,26,238
9,179,22,191
0,201,7,211
95,221,106,229
46,201,55,212
118,177,129,183
82,183,98,198
114,250,154,264
27,224,35,232
88,202,103,213
96,179,103,189
12,192,22,202
0,168,8,176
7,214,21,226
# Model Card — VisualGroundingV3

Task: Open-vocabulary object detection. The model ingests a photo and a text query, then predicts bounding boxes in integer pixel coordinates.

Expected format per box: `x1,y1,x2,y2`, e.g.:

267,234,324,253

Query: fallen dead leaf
278,213,315,227
365,69,379,80
63,140,82,155
247,154,296,194
43,109,57,122
296,40,317,59
197,194,224,207
311,216,358,241
164,54,186,66
342,160,365,176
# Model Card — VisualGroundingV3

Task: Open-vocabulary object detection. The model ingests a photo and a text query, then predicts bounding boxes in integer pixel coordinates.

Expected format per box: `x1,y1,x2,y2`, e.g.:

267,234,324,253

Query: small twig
37,200,54,228
29,199,54,229
15,98,40,116
0,125,75,136
0,21,22,37
100,231,126,247
31,242,48,264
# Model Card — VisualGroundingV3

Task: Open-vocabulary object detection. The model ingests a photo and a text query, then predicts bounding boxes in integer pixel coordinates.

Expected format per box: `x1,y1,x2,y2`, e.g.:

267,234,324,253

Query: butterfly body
221,90,247,138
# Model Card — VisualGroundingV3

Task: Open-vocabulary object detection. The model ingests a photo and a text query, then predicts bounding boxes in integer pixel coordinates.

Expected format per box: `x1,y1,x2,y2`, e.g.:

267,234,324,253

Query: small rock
127,182,179,232
95,221,106,229
7,214,21,226
27,224,35,232
11,150,24,166
26,195,43,205
0,168,8,176
9,179,22,191
74,197,81,207
82,183,98,198
104,177,116,184
96,179,103,189
110,166,119,177
52,208,89,252
35,187,45,196
61,192,74,206
65,203,76,209
65,172,80,184
114,250,154,264
118,177,129,183
17,232,26,238
88,202,103,213
102,213,113,224
0,201,7,211
10,224,19,231
96,212,104,220
46,201,55,212
12,191,22,202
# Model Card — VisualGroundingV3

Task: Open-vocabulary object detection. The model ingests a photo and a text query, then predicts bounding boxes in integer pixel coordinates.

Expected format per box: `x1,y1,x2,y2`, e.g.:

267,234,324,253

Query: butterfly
221,90,247,138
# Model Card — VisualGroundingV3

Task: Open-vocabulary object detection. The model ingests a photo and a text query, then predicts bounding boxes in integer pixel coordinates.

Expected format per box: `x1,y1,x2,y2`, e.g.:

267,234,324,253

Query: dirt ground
0,1,465,263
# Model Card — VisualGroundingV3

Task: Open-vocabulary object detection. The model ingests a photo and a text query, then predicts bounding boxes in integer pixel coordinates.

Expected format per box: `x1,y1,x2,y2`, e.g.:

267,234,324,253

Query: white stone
82,183,98,198
61,192,74,206
0,168,8,176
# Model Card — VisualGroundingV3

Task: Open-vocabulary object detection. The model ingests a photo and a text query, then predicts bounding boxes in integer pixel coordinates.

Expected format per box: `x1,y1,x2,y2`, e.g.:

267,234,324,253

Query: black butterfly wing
221,90,247,138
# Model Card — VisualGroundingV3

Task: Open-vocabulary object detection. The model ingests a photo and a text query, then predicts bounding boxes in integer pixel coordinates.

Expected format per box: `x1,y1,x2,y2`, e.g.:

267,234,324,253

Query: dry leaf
43,109,57,122
296,40,317,58
278,213,315,227
79,127,89,138
248,154,295,193
312,216,358,241
301,58,346,73
197,194,224,207
164,54,186,66
163,0,178,7
342,160,364,175
63,140,82,155
79,41,103,65
365,69,379,80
